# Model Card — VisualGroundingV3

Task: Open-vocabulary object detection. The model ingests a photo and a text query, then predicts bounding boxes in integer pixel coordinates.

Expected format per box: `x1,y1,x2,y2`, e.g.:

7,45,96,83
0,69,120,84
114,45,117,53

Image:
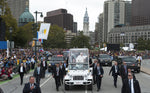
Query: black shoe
97,89,99,92
56,88,59,91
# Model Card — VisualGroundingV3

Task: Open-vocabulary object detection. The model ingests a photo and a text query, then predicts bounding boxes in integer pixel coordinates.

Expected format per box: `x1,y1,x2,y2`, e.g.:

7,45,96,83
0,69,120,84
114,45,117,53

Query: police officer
95,62,104,91
109,61,120,88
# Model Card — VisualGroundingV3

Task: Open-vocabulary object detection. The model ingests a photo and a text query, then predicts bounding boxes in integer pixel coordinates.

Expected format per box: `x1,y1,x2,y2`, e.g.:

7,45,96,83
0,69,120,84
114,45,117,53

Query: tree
0,0,18,40
43,25,66,48
70,31,90,48
13,22,33,47
137,37,147,50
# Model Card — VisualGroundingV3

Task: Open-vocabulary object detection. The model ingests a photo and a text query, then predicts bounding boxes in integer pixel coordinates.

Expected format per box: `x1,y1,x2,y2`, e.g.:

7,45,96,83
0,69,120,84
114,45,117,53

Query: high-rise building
132,0,150,26
7,0,29,23
103,0,131,42
83,8,89,36
44,9,73,31
89,31,95,46
73,22,77,33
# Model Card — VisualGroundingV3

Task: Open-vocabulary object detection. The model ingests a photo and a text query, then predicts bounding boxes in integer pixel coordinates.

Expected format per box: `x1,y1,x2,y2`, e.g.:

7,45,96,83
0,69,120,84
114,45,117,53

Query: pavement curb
141,67,150,75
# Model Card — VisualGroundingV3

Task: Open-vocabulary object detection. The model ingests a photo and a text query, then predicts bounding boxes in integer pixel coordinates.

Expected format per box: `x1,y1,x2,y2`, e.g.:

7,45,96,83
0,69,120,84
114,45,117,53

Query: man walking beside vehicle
52,64,61,91
109,61,120,88
96,62,104,91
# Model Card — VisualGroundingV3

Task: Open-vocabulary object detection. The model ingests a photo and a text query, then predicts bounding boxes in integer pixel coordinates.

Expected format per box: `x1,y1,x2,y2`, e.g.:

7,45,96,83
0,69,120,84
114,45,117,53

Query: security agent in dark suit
23,76,41,93
121,72,141,93
59,62,66,85
33,63,42,85
127,68,136,80
109,61,120,88
91,60,98,85
95,62,104,92
40,58,47,78
120,62,128,84
18,63,26,85
52,64,61,91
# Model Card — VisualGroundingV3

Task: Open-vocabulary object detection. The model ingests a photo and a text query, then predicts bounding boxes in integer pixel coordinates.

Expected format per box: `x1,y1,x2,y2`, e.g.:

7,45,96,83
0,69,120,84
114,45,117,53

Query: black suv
98,54,112,66
117,56,141,73
48,55,64,72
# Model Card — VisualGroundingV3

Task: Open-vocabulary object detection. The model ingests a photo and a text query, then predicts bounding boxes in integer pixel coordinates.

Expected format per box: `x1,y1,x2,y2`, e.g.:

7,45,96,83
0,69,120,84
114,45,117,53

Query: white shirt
20,66,23,72
43,61,45,67
115,65,117,73
130,79,135,93
76,55,87,63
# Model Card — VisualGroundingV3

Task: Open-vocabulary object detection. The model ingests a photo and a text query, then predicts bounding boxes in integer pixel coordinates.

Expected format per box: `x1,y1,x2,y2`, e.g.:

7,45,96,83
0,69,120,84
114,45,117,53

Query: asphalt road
1,59,150,93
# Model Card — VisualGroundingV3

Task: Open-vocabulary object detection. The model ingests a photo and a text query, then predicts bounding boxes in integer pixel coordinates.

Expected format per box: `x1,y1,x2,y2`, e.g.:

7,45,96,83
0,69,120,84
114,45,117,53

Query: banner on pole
38,23,51,40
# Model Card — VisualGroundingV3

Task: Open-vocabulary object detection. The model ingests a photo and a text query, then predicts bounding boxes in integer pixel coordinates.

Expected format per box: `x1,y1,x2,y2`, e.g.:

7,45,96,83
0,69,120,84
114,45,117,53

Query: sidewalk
141,59,150,75
141,67,150,75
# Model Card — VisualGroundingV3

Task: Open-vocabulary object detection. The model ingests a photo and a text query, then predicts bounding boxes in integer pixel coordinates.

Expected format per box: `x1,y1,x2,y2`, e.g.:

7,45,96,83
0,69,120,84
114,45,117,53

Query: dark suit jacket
95,66,104,76
18,66,26,74
23,83,41,93
120,65,128,79
60,65,66,77
109,65,120,76
91,63,97,75
33,67,43,78
122,78,141,93
40,61,47,70
52,67,61,78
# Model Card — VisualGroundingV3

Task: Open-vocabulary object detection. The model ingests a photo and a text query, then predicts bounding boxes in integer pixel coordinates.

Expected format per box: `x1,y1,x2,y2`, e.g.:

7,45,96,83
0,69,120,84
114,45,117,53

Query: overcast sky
30,0,130,31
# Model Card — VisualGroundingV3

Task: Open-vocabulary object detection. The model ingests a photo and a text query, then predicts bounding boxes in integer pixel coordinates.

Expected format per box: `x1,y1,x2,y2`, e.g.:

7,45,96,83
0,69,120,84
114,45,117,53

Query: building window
25,18,27,22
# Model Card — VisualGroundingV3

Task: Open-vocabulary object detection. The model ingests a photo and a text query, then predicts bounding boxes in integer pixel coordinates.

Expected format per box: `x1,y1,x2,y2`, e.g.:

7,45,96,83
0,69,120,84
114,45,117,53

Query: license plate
105,63,108,65
75,82,82,84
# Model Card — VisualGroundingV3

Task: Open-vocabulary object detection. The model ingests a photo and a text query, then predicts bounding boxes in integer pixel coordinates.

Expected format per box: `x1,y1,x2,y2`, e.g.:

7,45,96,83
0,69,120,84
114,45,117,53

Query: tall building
132,0,150,26
7,0,29,23
95,13,104,44
103,0,131,42
44,9,73,31
73,22,77,33
83,8,89,36
89,31,95,46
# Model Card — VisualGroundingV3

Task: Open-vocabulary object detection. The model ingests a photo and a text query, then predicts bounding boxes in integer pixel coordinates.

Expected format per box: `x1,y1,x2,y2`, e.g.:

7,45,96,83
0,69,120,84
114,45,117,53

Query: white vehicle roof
69,48,89,64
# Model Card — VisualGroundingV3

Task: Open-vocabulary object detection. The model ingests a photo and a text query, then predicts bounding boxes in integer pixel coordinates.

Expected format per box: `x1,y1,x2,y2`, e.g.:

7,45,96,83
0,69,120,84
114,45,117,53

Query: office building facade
132,0,150,26
103,0,131,42
7,0,29,23
44,9,73,32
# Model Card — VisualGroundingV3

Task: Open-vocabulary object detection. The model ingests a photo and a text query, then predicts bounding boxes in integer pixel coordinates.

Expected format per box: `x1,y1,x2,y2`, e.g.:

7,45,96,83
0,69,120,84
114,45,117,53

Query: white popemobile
64,48,93,90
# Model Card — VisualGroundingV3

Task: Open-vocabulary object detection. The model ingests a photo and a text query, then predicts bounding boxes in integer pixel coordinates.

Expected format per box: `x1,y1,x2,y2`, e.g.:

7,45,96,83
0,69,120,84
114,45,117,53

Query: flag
38,23,51,40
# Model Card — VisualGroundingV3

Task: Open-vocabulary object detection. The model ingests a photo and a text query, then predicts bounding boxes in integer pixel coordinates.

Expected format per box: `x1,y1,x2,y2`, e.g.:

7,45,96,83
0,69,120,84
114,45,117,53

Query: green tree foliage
43,25,66,48
137,38,147,50
13,22,33,47
70,31,90,48
0,0,18,40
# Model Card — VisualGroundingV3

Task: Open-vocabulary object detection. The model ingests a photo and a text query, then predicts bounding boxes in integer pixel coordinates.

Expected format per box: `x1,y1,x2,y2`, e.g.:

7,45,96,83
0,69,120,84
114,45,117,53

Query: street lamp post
9,27,12,57
34,11,43,63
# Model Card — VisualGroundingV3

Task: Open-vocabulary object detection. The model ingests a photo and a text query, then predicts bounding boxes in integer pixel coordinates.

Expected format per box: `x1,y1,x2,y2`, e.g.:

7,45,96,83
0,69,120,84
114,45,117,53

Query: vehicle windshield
50,57,64,61
69,49,89,63
69,64,88,70
122,57,136,62
99,54,110,58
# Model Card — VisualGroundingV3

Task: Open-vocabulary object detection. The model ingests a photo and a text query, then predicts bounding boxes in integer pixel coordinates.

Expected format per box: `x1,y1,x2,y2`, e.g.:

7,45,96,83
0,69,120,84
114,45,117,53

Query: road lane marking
85,89,87,93
40,76,52,87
